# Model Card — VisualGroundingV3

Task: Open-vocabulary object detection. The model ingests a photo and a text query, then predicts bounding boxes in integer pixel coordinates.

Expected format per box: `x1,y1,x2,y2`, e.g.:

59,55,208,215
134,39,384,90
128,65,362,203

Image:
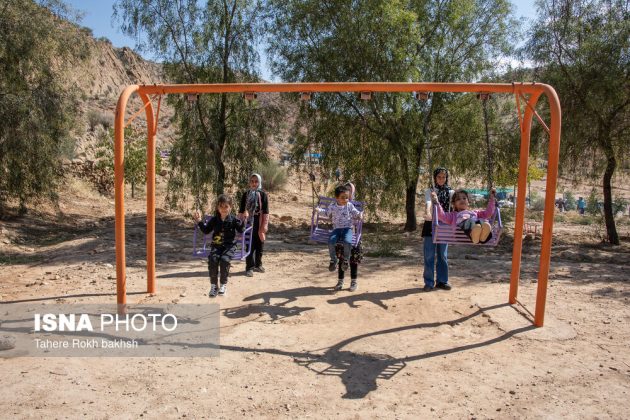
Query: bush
88,110,113,131
255,161,287,192
586,189,600,215
531,196,546,211
564,191,576,211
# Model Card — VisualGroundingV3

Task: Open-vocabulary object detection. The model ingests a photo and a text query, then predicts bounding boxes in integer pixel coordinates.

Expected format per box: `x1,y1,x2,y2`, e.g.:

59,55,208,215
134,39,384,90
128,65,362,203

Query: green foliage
524,0,629,244
115,0,281,211
95,128,162,198
586,189,600,216
564,191,576,211
266,0,517,230
254,161,287,193
613,196,628,216
0,0,89,214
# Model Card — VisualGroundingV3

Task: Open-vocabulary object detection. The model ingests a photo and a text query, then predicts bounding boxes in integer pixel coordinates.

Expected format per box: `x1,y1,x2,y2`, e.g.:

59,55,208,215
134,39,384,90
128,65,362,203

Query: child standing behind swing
194,194,245,297
318,185,363,272
432,188,497,244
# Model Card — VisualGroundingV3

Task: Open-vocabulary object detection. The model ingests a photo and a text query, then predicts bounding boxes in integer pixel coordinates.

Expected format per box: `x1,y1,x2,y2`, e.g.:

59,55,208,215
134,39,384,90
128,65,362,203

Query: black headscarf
433,167,451,212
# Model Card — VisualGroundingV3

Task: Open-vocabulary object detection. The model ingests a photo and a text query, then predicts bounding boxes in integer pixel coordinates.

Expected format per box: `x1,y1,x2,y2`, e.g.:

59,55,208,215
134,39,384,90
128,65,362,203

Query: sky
65,0,539,81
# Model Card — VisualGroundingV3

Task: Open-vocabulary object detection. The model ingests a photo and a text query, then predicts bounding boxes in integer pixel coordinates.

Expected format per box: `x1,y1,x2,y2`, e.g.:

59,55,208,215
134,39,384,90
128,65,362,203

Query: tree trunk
404,179,418,232
215,92,228,195
602,152,619,245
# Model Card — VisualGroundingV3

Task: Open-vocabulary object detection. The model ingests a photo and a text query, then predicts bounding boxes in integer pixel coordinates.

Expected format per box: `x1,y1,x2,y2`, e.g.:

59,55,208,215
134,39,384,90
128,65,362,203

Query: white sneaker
209,284,218,298
219,284,227,296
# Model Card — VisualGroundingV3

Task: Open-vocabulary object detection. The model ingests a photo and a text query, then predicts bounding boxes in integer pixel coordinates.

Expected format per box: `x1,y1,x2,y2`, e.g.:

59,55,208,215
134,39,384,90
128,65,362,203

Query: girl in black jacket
194,194,244,297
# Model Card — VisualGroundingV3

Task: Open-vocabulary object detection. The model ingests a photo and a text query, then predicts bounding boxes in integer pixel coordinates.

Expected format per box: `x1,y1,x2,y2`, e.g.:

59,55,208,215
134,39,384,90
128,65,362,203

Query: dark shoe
253,266,265,273
422,285,434,292
209,284,218,297
334,280,344,291
218,284,227,296
349,280,358,292
436,283,452,291
328,261,337,272
340,261,349,272
245,269,254,277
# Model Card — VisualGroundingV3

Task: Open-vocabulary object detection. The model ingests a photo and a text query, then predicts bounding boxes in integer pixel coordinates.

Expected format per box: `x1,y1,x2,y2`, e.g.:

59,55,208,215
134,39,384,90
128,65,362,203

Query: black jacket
197,214,245,248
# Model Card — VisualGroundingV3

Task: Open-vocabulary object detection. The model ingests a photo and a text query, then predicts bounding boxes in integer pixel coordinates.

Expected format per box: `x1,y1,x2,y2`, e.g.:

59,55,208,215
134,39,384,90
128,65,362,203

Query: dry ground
1,177,629,419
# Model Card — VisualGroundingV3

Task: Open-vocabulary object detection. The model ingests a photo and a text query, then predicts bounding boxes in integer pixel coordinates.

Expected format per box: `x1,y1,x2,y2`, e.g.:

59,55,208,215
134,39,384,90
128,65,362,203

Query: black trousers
246,216,264,270
208,246,234,285
338,262,358,280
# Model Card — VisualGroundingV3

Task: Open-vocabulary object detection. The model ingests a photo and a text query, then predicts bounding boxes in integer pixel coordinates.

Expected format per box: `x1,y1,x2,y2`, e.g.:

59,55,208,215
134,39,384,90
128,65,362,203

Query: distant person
577,197,586,215
432,188,497,244
422,167,454,292
194,194,245,297
238,173,269,277
335,167,341,181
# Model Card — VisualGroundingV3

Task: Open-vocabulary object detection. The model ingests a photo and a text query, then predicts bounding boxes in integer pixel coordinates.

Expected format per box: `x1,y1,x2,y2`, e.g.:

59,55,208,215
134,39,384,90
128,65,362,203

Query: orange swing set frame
114,82,561,327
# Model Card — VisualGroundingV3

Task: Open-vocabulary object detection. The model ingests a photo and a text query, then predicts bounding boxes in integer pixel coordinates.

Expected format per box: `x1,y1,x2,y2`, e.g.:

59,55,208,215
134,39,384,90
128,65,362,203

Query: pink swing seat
432,204,502,246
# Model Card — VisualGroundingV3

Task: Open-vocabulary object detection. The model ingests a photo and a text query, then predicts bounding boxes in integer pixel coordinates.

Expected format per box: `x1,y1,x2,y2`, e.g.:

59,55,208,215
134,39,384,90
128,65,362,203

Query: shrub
88,110,113,131
531,196,546,211
255,161,287,192
586,189,600,215
564,191,576,211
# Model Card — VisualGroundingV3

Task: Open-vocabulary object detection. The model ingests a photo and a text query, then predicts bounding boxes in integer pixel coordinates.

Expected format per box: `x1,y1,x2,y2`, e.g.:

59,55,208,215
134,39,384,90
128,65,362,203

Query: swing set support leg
509,87,561,327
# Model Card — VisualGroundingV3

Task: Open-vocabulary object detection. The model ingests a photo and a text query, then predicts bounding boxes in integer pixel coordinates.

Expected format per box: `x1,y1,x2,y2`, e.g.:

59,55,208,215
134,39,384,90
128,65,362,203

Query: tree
95,128,162,198
0,0,88,214
266,0,516,230
524,0,629,244
114,0,281,210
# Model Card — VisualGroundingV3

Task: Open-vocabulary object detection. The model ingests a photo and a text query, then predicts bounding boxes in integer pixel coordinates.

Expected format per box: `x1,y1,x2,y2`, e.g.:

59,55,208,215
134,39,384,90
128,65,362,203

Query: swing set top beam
114,81,561,328
135,81,550,96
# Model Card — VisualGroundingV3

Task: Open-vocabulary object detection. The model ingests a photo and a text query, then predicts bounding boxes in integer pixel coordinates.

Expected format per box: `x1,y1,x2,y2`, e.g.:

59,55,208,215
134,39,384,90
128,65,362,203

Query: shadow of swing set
113,82,561,327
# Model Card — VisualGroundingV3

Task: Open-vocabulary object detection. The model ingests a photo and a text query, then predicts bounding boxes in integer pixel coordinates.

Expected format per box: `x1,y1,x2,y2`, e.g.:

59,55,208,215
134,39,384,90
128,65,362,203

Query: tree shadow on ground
223,304,315,322
326,287,422,310
242,286,336,306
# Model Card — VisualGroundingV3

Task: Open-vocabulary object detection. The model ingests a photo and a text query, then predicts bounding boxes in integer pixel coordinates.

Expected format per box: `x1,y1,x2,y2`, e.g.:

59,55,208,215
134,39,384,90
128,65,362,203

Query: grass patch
0,253,43,266
363,234,406,258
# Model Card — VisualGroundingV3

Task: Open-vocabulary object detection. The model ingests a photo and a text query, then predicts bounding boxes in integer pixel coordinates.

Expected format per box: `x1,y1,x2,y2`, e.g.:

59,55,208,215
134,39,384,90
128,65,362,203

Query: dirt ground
1,177,629,419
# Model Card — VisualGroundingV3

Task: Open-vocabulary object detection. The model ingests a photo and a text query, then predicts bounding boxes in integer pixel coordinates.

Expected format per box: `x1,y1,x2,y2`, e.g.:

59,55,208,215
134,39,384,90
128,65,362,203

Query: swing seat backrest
432,204,502,246
192,215,254,260
310,196,363,246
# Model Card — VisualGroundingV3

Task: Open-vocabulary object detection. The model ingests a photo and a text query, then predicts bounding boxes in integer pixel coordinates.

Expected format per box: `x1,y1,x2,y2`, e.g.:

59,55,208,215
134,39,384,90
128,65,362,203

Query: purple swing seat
192,216,254,260
310,196,363,246
432,204,502,246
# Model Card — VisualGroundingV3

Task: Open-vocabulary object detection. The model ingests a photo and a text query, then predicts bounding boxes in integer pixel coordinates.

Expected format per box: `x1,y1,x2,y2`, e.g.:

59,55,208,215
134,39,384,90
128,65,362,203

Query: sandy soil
1,177,629,419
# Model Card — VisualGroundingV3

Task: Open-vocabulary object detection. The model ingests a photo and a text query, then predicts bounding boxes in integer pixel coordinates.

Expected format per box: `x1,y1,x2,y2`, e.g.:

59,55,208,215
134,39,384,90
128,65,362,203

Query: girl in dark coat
238,173,269,277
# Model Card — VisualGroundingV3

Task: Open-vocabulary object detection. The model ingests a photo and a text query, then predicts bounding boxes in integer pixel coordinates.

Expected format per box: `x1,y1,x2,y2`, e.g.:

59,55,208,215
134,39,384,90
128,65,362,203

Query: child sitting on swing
432,188,497,244
194,194,245,297
318,184,363,272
